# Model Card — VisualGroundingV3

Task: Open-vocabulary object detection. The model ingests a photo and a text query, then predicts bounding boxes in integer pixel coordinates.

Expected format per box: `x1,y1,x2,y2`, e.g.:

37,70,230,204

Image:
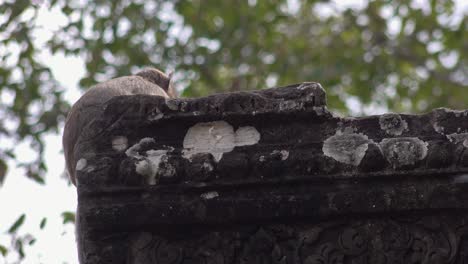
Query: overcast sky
0,0,467,263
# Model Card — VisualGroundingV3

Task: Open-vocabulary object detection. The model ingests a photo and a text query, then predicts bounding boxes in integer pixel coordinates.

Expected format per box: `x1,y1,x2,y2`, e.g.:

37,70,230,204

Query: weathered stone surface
75,82,468,263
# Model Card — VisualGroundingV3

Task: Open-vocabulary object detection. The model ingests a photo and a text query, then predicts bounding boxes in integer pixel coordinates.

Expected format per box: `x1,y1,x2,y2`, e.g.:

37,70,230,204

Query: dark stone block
74,82,468,263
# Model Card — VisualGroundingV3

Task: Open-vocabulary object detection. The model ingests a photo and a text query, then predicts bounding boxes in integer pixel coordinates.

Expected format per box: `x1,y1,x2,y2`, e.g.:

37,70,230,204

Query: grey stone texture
74,82,468,263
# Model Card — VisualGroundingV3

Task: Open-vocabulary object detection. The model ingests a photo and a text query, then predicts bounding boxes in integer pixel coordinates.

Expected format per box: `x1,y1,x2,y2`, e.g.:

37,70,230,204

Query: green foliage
0,159,7,185
1,0,68,186
40,0,467,111
61,211,76,224
2,214,36,261
0,0,466,261
39,217,47,229
0,245,7,257
7,214,25,234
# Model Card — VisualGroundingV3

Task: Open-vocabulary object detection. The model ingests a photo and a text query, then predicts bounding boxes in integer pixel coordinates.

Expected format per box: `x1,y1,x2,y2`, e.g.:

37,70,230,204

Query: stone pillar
74,82,468,263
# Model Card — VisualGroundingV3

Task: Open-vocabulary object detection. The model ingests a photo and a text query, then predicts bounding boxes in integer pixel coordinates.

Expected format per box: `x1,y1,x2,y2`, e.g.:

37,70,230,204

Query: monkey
62,68,175,185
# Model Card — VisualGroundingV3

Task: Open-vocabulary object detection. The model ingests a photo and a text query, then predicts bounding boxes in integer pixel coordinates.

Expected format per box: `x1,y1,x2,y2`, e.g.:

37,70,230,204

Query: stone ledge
74,83,468,263
74,83,468,189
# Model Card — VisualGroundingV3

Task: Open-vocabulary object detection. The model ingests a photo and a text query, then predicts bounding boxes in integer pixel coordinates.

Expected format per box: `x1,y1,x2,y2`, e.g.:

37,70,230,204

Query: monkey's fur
63,68,174,185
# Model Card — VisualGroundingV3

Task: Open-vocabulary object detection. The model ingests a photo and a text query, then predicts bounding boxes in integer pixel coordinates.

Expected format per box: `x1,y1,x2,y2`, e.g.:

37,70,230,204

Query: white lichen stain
159,156,176,178
313,106,327,116
379,113,408,136
202,162,214,172
149,112,164,121
200,191,219,200
379,138,428,168
135,160,151,179
433,122,445,135
279,100,304,111
235,126,261,146
259,155,265,162
85,166,95,173
183,121,260,162
447,133,468,148
322,131,370,166
126,137,156,158
440,108,468,117
148,107,164,121
76,158,95,173
112,136,128,152
135,149,171,185
431,108,468,135
297,83,313,90
76,159,87,171
165,98,179,111
179,101,188,112
126,138,174,185
341,126,356,134
272,150,289,160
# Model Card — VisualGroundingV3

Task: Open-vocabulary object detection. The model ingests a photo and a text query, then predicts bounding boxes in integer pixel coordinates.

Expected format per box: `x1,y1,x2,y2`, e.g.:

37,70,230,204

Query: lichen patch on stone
438,108,468,117
76,159,87,171
183,121,235,162
279,100,304,111
157,155,176,179
125,138,175,185
322,131,371,166
126,137,156,159
379,113,408,136
146,105,165,121
447,133,468,148
112,136,128,152
379,137,428,168
433,122,445,135
297,82,317,90
135,149,172,185
235,126,261,146
272,150,289,161
202,162,214,172
75,158,95,173
313,106,327,116
336,126,357,134
165,98,180,111
183,121,260,162
200,191,219,200
135,160,151,180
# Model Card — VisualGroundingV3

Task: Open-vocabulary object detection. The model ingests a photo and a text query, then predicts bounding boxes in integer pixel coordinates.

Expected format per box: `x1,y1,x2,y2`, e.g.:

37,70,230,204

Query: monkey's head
136,68,177,98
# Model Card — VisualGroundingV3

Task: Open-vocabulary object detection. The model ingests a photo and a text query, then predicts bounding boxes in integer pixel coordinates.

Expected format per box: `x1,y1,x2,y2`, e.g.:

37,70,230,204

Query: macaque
62,68,175,185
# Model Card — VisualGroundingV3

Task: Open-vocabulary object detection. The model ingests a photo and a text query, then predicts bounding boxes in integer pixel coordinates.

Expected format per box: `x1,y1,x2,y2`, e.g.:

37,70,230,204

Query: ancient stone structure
74,82,468,263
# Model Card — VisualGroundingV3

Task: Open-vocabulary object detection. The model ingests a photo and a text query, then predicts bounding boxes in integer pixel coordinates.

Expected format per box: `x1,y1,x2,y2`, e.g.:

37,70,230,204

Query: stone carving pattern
129,216,468,264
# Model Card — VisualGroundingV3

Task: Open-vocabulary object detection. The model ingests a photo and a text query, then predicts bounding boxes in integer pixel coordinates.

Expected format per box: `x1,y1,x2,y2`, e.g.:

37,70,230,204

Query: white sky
0,0,466,263
0,5,83,263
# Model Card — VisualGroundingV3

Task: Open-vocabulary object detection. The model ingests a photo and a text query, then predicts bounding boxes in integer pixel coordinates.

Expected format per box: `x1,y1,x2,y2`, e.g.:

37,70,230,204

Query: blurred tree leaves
0,0,466,261
1,0,68,186
7,214,26,234
2,213,36,260
0,245,7,257
39,217,47,230
61,211,75,224
44,0,467,112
